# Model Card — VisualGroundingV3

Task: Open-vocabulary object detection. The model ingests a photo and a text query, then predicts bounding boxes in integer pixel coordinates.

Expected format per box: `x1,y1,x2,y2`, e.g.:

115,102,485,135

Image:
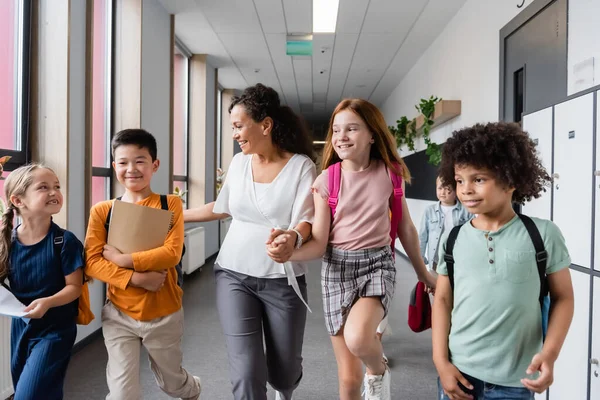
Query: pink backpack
327,162,404,250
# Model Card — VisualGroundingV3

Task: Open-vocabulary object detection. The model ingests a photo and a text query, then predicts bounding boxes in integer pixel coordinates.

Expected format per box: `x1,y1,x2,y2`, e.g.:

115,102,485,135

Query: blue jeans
437,372,534,400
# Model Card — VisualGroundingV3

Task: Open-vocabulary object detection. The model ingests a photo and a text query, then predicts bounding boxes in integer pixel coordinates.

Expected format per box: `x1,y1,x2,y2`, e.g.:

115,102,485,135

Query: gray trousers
215,267,308,400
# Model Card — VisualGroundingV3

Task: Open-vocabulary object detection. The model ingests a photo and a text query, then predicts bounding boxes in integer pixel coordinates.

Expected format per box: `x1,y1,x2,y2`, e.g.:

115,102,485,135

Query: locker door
550,270,590,400
522,107,553,219
595,92,600,272
591,277,600,399
553,93,594,268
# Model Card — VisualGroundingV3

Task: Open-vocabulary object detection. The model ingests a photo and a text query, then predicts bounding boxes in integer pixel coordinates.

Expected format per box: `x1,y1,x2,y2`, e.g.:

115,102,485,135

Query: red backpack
408,281,431,332
326,161,404,251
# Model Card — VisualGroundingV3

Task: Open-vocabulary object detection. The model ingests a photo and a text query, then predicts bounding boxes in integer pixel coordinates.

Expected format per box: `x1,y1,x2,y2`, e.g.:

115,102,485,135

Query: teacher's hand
265,228,287,245
266,229,296,263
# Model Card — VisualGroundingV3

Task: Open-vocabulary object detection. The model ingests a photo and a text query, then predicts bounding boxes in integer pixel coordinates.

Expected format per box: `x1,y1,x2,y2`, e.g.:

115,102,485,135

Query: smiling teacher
183,83,316,400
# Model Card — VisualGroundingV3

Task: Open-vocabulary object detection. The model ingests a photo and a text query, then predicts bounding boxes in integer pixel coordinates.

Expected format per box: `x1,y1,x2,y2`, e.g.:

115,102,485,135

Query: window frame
1,0,32,172
172,37,191,206
90,0,114,203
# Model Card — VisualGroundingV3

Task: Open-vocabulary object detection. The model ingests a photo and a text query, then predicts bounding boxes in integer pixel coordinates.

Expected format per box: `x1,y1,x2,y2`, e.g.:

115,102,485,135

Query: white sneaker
363,367,391,400
376,316,392,336
275,391,291,400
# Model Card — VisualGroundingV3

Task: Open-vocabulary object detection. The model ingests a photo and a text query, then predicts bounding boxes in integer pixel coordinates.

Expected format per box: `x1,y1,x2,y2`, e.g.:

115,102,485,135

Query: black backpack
443,213,550,339
105,195,185,287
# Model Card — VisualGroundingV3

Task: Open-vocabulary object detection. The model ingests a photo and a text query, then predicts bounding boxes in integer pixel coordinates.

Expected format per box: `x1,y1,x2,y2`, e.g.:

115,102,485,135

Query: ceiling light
313,0,339,33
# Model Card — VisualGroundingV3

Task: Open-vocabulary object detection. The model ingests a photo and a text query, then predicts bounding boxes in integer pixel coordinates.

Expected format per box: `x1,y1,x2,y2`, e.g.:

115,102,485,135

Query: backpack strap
53,227,78,281
53,227,65,260
444,224,464,291
160,194,169,211
327,161,404,247
388,164,404,246
327,162,342,218
517,214,549,305
104,196,123,235
160,194,185,286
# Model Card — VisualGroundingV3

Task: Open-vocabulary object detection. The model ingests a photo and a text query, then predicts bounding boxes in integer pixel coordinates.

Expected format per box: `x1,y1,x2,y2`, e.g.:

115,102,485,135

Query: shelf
414,100,461,132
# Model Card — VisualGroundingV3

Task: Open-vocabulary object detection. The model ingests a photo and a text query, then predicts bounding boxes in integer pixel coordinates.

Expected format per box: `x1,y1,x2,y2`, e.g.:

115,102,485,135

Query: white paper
0,285,27,317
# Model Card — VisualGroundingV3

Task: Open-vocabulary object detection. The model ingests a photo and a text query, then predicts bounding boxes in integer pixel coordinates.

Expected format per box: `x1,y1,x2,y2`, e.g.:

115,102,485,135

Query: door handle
592,358,599,377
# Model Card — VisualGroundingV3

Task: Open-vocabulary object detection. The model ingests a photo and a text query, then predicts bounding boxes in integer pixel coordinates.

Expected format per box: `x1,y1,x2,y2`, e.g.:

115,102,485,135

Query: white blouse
214,153,316,290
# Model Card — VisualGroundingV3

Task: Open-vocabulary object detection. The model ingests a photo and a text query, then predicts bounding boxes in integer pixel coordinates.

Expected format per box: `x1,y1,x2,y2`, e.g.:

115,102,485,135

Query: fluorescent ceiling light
313,0,339,33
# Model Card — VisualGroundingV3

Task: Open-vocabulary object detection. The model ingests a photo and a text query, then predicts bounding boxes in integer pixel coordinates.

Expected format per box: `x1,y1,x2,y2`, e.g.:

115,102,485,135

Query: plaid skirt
321,245,396,336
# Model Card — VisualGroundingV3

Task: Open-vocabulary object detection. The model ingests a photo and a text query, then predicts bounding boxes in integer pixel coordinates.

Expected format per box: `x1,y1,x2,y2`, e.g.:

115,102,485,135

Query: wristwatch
291,228,304,249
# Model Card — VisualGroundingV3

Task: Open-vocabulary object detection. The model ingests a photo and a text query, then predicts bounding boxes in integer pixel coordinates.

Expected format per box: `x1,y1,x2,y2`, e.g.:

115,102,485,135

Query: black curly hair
438,122,551,204
229,83,314,160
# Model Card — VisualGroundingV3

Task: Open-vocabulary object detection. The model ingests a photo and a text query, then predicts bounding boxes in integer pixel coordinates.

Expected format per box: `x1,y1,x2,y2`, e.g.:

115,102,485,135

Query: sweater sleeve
84,202,134,290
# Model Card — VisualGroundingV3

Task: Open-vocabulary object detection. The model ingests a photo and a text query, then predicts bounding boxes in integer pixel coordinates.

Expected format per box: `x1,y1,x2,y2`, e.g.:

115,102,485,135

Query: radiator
182,227,205,275
0,316,13,399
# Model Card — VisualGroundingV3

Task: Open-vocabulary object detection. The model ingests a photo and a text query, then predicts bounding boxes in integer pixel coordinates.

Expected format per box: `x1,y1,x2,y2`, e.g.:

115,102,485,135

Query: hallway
64,255,438,399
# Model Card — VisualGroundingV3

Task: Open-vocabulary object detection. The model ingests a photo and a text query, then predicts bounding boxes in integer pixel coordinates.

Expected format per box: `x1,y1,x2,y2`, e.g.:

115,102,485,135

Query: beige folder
107,200,173,254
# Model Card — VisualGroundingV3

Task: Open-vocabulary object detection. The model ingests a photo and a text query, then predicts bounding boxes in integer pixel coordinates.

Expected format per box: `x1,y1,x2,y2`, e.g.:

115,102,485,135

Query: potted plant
0,156,13,214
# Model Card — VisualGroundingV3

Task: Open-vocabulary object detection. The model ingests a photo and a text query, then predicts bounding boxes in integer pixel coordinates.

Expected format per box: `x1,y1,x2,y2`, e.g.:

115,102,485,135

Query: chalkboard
402,148,441,201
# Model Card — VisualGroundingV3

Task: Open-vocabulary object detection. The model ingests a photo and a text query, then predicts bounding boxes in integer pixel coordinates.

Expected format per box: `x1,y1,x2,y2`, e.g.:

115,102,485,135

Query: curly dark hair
438,122,551,204
229,83,314,160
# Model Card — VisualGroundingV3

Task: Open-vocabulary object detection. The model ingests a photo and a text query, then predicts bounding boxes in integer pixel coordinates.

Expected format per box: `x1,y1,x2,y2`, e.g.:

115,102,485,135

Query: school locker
522,107,554,220
550,270,591,400
590,277,600,399
553,93,594,268
596,91,600,272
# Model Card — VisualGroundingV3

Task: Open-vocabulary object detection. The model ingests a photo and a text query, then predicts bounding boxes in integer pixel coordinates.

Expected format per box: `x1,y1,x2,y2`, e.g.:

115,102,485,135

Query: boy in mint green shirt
432,122,574,400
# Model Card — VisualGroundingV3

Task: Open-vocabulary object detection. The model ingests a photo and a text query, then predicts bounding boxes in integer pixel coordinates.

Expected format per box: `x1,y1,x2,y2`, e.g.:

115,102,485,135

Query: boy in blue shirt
419,175,472,271
432,122,574,399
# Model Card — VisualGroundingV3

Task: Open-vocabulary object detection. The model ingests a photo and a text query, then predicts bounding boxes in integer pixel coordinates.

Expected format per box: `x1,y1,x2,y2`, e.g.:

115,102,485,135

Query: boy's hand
130,271,167,292
521,352,554,393
437,361,474,400
103,245,133,268
24,297,52,319
103,245,122,263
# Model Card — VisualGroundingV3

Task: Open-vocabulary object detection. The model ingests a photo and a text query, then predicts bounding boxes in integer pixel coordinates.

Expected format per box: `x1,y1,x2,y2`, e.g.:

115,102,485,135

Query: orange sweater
84,193,184,321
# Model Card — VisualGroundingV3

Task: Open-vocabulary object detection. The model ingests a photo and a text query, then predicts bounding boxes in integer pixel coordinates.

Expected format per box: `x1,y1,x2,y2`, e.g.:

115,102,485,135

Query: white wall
141,0,172,195
568,0,600,95
382,0,530,254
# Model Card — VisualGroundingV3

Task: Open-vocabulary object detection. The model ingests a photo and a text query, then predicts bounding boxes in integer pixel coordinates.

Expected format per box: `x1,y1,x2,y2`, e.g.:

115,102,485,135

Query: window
91,0,112,205
173,41,190,207
0,0,31,171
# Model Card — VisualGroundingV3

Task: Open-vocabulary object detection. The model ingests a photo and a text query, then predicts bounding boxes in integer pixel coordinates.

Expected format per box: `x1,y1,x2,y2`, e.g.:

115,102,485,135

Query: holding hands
266,228,297,263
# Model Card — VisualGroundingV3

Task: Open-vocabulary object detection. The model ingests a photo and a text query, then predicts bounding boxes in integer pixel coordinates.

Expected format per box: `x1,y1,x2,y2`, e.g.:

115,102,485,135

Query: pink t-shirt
313,160,394,250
